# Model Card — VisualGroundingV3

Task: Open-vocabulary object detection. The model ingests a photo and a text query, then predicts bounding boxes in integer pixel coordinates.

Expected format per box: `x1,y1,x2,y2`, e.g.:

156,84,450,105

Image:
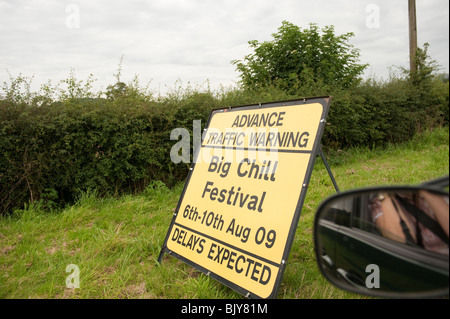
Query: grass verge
0,127,448,299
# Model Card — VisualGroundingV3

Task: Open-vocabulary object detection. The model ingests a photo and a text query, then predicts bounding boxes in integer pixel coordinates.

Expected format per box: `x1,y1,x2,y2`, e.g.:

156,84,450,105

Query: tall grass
0,127,448,299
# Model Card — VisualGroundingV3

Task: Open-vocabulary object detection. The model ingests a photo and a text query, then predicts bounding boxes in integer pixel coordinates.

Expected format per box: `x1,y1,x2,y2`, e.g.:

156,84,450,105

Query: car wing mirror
313,185,449,298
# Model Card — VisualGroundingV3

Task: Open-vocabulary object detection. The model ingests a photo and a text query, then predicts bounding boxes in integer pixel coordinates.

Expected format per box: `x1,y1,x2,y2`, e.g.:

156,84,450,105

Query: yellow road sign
160,97,331,298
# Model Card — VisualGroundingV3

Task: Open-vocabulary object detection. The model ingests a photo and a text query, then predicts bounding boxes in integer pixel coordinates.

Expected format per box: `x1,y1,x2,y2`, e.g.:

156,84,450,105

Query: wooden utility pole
408,0,418,74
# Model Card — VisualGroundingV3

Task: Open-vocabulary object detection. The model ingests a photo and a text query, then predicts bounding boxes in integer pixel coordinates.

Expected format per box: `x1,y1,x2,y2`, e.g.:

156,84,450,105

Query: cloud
0,0,448,95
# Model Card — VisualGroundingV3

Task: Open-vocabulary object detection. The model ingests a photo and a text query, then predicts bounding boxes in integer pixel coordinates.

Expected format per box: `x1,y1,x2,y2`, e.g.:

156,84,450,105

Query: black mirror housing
313,185,449,298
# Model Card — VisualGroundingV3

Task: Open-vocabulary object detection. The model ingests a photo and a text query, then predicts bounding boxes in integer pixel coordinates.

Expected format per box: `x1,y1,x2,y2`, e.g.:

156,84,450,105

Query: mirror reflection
315,188,449,297
369,191,448,254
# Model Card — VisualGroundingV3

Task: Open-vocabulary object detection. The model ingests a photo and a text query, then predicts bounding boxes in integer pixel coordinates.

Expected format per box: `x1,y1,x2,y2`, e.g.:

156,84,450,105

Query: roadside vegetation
0,21,448,299
1,22,448,216
0,127,448,298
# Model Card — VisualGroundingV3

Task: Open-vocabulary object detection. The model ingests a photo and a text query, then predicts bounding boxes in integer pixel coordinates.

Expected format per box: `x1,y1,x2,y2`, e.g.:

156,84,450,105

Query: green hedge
0,76,448,215
0,94,208,215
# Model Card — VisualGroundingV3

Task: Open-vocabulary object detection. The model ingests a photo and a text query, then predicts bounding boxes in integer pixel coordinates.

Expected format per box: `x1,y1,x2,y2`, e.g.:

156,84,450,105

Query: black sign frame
158,96,333,299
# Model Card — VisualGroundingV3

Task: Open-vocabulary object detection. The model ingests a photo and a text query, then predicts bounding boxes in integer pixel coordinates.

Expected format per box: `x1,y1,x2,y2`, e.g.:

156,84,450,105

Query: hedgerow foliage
1,46,448,216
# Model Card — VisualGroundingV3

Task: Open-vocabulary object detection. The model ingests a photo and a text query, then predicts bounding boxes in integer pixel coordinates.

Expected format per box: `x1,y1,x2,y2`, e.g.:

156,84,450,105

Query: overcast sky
1,0,448,96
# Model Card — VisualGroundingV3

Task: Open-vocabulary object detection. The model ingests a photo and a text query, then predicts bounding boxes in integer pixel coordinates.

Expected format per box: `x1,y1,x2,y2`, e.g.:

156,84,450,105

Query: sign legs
317,145,340,193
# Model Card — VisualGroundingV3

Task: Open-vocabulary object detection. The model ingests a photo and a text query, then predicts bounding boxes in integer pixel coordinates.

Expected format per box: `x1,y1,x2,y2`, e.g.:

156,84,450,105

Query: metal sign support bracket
317,145,340,193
